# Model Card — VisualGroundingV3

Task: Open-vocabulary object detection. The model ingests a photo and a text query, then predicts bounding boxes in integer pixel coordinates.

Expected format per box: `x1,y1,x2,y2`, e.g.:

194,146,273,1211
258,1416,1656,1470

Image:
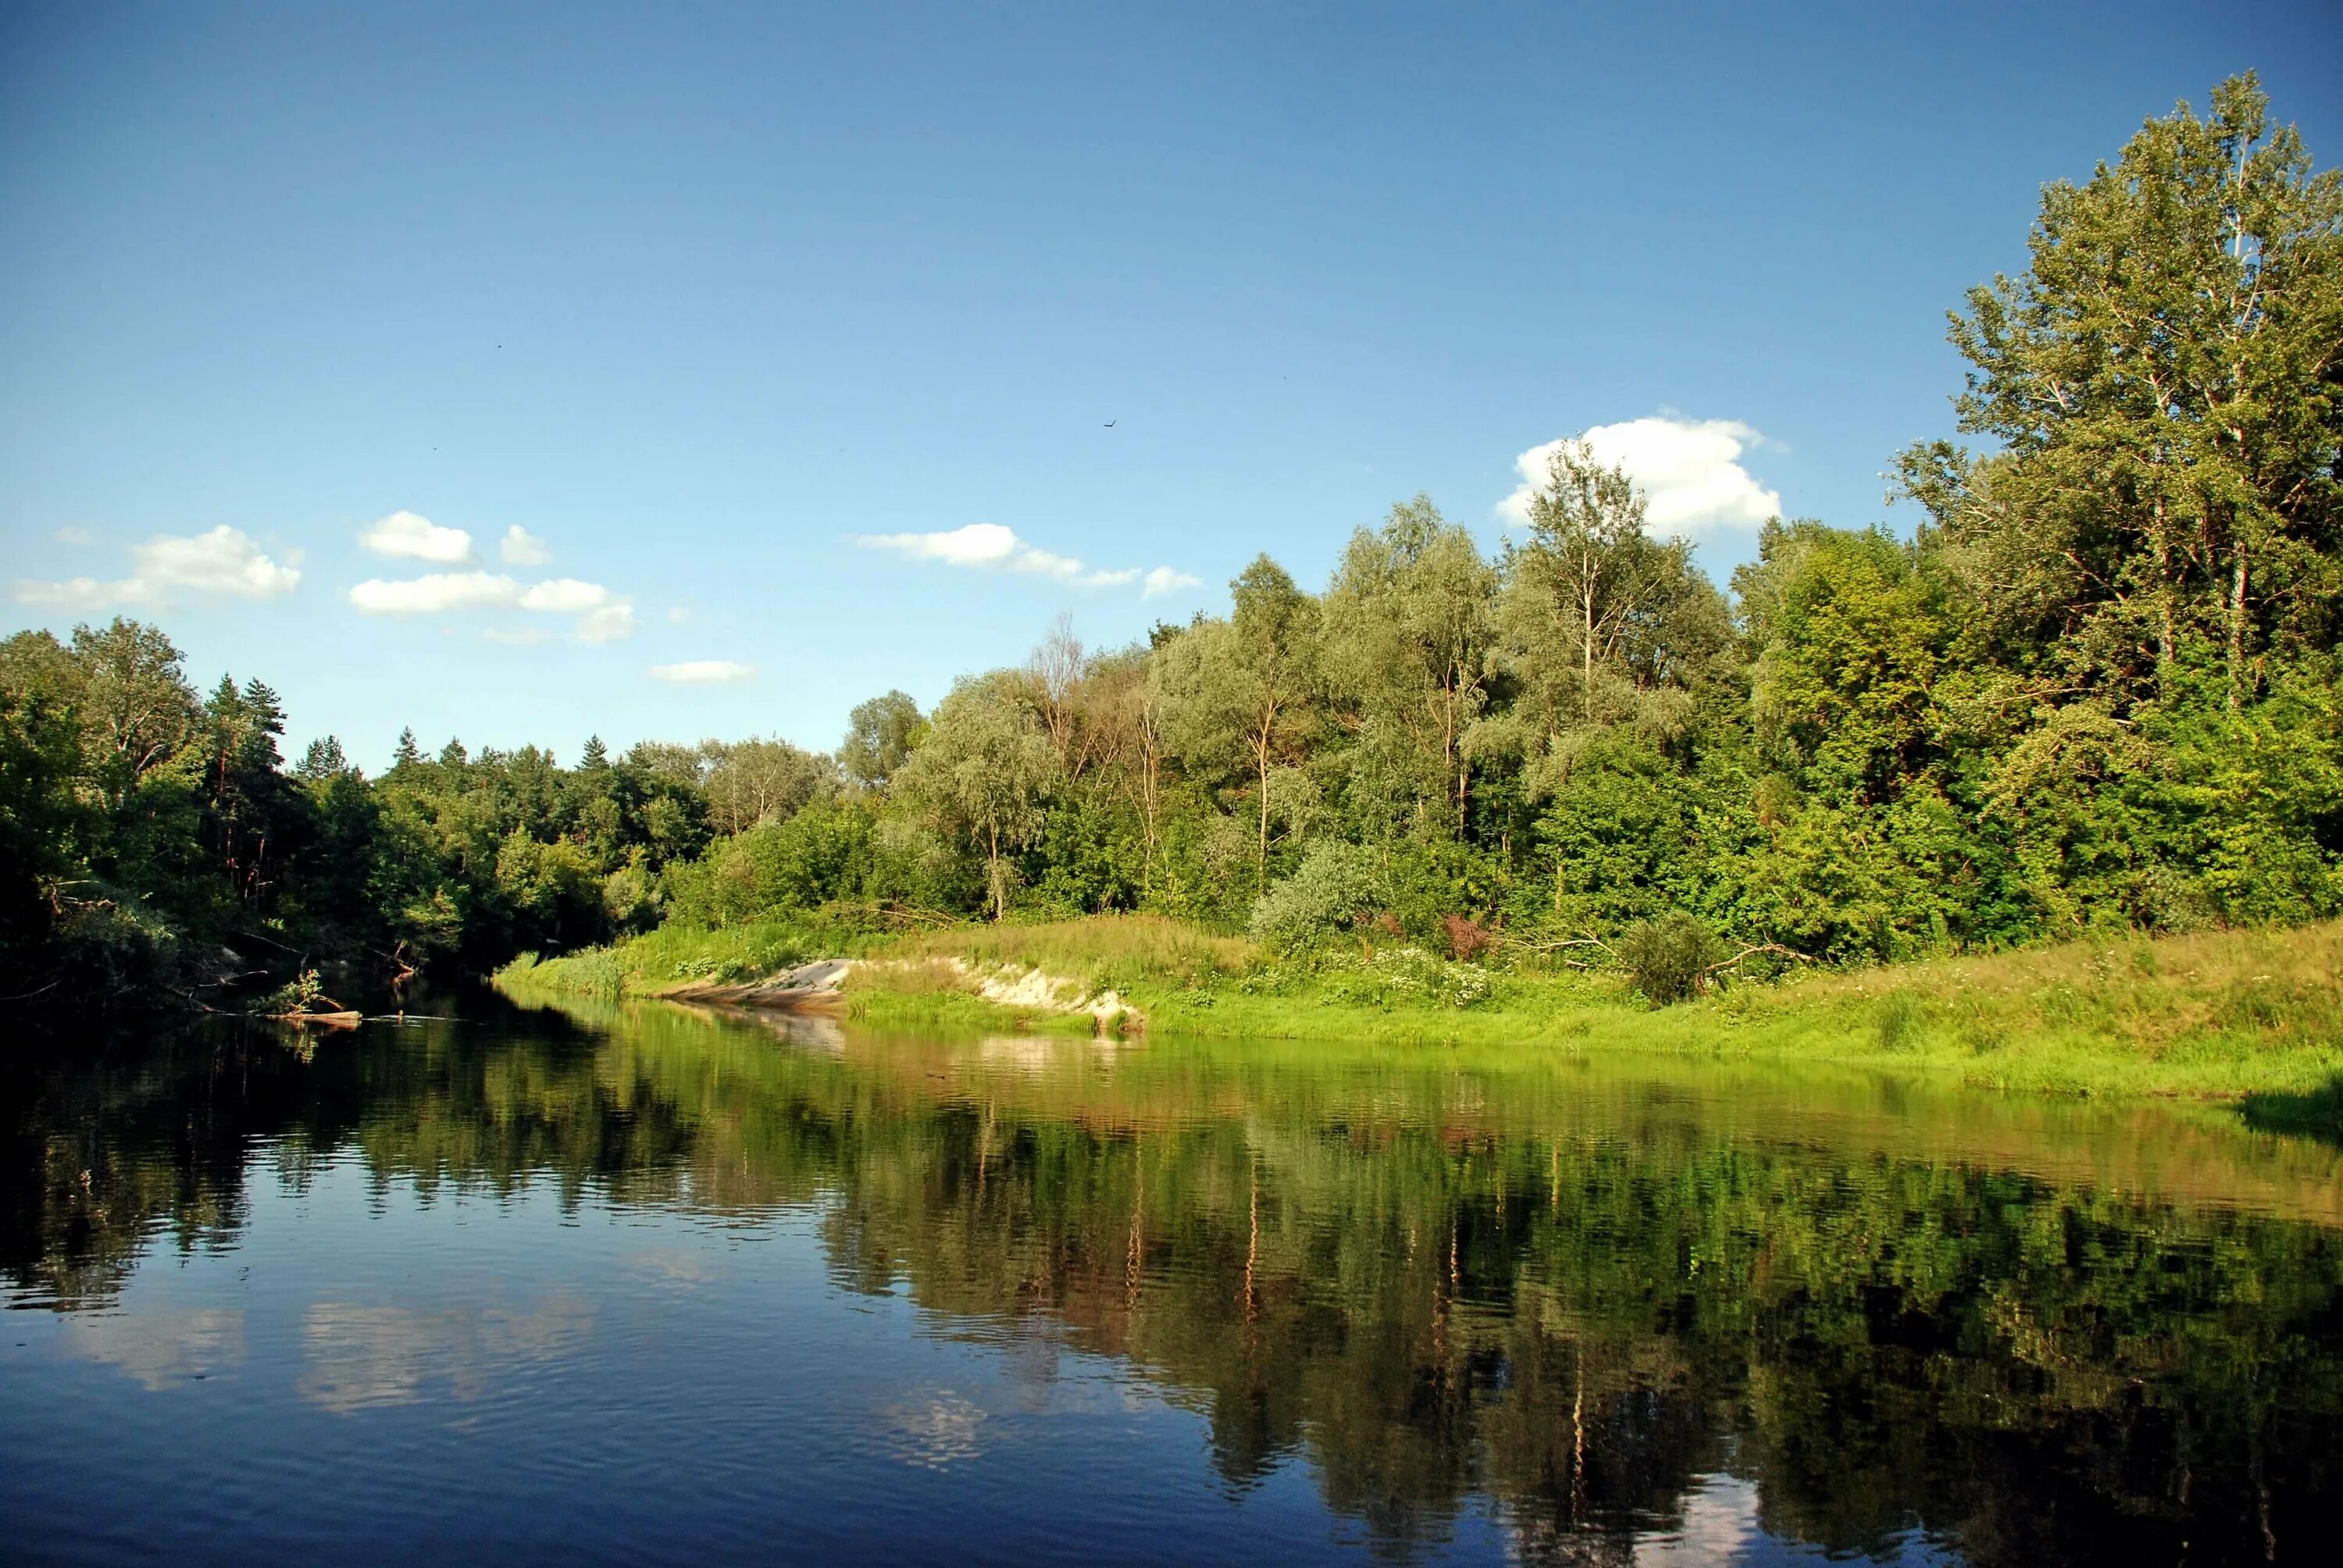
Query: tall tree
1160,556,1321,892
68,618,198,811
1322,497,1498,837
1902,73,2343,711
895,677,1056,921
840,690,925,792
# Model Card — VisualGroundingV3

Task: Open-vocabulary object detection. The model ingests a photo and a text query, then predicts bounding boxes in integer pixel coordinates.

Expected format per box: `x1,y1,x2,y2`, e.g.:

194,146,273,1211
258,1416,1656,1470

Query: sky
4,2,2338,769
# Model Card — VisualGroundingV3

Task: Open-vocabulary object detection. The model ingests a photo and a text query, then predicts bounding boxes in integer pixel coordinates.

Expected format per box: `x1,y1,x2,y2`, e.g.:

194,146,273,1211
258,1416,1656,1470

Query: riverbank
493,914,2343,1108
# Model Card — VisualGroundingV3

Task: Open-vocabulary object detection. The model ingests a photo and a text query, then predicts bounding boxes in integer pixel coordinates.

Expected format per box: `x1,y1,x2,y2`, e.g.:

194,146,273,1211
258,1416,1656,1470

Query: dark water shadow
2242,1074,2343,1147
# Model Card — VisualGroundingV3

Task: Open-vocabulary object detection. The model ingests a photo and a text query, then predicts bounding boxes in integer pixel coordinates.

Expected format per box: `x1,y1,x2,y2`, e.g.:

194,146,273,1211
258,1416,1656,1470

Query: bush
1441,914,1492,962
1615,912,1719,1006
1248,842,1387,952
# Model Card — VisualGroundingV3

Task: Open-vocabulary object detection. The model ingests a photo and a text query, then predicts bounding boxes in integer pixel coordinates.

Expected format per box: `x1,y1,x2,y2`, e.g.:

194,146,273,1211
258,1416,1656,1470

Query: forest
2,74,2338,1013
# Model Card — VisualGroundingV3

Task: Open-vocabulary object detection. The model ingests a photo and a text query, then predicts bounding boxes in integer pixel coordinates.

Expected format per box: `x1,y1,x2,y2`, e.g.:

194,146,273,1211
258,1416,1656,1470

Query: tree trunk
2153,497,2177,692
2227,545,2249,712
1255,730,1271,894
987,821,1004,922
1581,563,1596,725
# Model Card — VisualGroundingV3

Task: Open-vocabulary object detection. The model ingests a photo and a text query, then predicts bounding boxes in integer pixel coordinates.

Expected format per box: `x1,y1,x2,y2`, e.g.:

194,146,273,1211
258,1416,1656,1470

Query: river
4,988,2338,1563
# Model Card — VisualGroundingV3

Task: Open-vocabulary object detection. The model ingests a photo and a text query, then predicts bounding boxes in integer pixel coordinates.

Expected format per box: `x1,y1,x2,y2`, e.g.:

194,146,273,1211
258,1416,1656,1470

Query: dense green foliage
4,74,2338,1011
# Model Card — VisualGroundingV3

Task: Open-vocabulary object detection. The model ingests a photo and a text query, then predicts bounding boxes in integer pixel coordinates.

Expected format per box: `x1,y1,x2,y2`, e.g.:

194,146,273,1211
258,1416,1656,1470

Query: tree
1502,444,1730,759
67,618,197,811
0,632,89,959
840,690,925,791
1025,613,1092,778
699,738,836,834
1902,73,2343,711
894,677,1056,921
1322,497,1498,837
1160,556,1321,893
295,736,351,781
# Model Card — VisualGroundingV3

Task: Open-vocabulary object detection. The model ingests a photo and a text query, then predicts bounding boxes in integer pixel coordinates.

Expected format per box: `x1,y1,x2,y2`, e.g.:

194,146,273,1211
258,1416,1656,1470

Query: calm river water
5,989,2340,1563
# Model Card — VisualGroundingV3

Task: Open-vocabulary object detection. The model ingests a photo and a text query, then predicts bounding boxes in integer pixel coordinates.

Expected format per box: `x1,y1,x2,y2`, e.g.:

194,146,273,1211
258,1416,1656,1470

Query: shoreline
491,914,2343,1115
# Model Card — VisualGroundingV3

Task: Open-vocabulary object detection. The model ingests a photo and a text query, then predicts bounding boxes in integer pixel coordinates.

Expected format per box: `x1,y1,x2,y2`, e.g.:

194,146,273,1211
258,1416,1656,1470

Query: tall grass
890,913,1254,994
494,919,842,998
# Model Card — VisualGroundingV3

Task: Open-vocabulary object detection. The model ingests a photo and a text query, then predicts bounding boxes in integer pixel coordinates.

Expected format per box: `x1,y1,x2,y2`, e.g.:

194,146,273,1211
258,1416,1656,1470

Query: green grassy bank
494,914,2343,1107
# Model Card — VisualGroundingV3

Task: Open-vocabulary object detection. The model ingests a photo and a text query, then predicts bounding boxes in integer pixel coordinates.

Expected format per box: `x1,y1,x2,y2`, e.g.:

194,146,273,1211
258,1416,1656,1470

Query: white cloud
1143,566,1202,597
500,526,551,566
1500,417,1782,538
53,526,95,546
349,572,522,615
861,522,1020,567
362,510,474,563
519,578,610,613
12,576,116,609
649,659,755,683
665,605,693,625
576,602,637,643
133,527,303,597
14,526,300,608
351,568,633,641
856,523,1179,592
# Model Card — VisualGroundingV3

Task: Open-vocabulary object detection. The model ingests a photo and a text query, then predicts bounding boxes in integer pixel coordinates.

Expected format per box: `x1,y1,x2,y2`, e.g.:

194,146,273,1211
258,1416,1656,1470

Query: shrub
1249,842,1387,952
1615,912,1719,1006
1441,914,1492,963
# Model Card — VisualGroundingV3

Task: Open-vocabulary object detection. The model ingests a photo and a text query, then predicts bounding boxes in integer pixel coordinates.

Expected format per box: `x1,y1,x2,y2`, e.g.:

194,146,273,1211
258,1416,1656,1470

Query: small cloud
53,526,96,547
576,602,637,643
134,527,302,597
13,576,116,609
649,659,754,683
860,522,1020,567
500,526,551,566
353,569,632,641
1500,417,1782,538
362,510,474,563
856,524,1178,591
15,526,300,608
665,605,693,625
519,578,609,613
1143,566,1202,597
349,572,522,615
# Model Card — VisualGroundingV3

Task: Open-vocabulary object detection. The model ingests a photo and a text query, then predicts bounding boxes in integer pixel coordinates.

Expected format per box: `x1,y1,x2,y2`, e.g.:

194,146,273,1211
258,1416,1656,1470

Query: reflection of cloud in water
297,1297,593,1414
1624,1473,1949,1564
64,1308,245,1391
882,1389,988,1470
625,1249,724,1288
1632,1474,1762,1563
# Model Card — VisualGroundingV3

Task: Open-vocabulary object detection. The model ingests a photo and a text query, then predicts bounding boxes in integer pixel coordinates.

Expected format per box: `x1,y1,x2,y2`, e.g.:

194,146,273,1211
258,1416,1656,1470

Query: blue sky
5,2,2338,768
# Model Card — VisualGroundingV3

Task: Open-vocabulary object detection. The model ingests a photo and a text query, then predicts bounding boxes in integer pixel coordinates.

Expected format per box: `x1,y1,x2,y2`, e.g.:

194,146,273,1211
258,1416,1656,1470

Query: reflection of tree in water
6,1004,2341,1563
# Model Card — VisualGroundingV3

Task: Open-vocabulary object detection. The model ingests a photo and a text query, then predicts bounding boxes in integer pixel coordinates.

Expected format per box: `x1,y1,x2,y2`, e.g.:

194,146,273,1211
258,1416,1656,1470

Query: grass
838,957,1099,1035
494,919,845,1000
494,911,2343,1108
495,920,1103,1035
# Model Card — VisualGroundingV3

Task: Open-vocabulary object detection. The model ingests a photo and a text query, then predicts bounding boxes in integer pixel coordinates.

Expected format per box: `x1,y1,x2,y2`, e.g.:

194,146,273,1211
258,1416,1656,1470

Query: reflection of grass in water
2243,1075,2343,1147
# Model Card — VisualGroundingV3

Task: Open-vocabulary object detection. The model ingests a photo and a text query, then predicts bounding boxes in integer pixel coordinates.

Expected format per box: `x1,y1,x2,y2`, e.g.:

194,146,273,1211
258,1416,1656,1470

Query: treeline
2,73,2338,1003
